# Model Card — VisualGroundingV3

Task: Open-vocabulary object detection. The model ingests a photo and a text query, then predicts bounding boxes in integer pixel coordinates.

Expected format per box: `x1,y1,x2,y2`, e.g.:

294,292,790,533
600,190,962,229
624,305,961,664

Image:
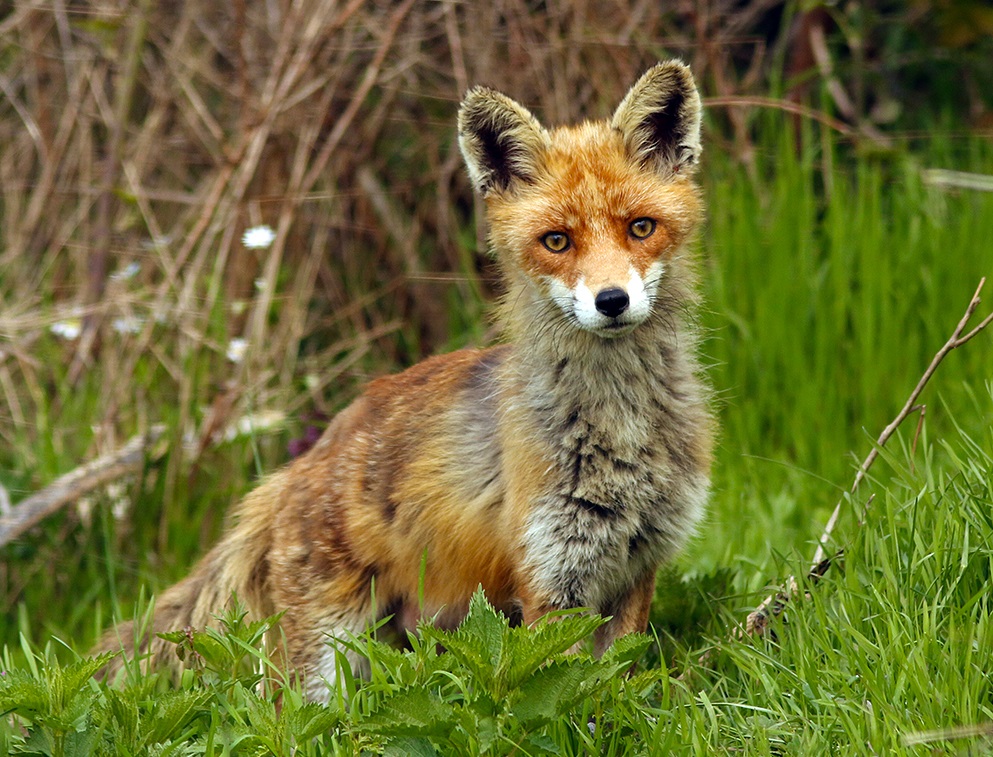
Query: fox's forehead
488,122,701,242
541,124,652,220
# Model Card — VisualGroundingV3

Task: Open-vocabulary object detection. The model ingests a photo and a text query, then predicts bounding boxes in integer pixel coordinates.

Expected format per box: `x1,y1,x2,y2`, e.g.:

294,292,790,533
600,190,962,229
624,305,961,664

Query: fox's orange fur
100,61,714,700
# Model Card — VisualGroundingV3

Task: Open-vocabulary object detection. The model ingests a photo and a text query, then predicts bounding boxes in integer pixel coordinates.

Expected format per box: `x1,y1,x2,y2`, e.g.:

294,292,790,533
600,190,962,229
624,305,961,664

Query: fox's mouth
593,318,640,337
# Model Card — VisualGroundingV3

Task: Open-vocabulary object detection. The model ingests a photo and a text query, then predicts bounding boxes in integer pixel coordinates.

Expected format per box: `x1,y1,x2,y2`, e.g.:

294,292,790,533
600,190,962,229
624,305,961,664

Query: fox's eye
541,231,571,253
629,217,656,239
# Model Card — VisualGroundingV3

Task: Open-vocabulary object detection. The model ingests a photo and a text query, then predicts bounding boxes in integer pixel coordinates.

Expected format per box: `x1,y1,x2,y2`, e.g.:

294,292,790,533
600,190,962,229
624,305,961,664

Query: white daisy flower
110,261,141,281
50,320,82,340
112,316,144,334
226,337,248,363
242,225,276,250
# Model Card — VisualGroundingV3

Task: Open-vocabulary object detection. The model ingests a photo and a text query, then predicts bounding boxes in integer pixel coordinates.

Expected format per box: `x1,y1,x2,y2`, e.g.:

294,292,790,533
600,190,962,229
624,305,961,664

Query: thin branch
0,425,166,548
744,277,993,637
703,95,855,137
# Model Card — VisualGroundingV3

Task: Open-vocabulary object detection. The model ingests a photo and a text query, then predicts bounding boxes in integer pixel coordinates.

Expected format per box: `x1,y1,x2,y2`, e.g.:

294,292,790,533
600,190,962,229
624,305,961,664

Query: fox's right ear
458,88,548,196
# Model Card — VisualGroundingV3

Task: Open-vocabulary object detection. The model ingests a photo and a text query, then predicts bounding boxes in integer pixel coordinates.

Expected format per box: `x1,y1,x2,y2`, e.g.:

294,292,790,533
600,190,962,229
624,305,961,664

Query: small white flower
254,278,266,291
50,320,82,340
140,235,172,252
225,409,286,440
112,315,144,334
242,225,276,250
107,482,131,521
76,495,94,525
110,261,141,281
226,337,248,363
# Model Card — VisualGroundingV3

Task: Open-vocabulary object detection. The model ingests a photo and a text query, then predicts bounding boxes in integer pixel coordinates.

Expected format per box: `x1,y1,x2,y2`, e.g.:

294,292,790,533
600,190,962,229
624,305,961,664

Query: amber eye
629,217,656,239
541,231,571,253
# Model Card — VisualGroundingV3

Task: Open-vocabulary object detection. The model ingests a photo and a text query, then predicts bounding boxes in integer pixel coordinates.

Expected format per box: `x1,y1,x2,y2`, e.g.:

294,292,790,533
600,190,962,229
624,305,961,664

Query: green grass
3,124,993,753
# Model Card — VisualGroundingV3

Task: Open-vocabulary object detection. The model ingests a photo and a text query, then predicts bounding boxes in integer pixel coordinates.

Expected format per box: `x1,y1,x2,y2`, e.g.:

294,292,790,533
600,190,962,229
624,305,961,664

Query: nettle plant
0,590,661,755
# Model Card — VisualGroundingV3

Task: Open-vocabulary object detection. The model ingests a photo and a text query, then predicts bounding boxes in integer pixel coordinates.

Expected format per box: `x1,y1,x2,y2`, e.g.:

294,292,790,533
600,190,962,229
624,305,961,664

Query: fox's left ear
611,61,702,177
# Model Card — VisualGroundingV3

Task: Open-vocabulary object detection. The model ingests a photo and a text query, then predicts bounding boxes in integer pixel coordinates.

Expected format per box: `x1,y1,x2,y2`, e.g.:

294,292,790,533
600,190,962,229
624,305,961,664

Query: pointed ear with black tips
458,87,548,196
611,61,702,177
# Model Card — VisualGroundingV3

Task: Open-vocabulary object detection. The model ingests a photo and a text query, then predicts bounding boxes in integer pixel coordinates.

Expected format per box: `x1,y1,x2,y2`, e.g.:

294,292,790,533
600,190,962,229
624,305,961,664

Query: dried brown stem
0,425,166,548
704,96,856,137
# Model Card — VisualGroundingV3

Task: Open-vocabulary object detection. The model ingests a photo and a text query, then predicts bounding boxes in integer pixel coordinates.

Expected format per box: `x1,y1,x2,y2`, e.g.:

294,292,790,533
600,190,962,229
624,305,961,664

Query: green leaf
510,660,604,726
284,701,339,742
423,589,506,692
21,727,54,756
500,613,604,688
62,727,100,757
361,689,459,738
145,689,212,744
57,655,116,696
459,590,506,669
245,693,279,741
524,732,562,755
0,669,49,716
601,632,652,668
104,688,140,746
384,736,439,757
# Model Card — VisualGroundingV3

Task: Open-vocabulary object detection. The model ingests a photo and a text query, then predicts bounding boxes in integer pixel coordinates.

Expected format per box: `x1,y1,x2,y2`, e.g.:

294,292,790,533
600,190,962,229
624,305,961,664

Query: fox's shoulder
363,344,511,405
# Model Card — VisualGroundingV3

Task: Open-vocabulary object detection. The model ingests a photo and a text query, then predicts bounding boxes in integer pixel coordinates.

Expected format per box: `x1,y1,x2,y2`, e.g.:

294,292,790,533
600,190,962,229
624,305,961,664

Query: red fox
101,61,714,700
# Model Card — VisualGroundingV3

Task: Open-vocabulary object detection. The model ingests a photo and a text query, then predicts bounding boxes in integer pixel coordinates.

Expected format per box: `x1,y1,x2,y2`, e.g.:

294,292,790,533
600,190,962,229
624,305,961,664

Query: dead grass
0,1,786,472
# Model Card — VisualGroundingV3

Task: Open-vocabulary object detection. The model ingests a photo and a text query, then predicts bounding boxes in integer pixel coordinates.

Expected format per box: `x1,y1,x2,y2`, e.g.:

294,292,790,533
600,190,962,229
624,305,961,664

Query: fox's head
458,62,703,340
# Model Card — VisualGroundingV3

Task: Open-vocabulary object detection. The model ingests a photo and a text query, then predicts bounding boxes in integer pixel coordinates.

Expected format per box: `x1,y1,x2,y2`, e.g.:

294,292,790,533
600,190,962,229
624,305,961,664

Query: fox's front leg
593,570,657,656
517,570,657,657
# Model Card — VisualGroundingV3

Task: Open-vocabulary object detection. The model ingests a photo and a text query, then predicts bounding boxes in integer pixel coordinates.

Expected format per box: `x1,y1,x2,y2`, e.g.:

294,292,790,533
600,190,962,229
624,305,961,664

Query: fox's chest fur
509,326,710,613
102,60,715,701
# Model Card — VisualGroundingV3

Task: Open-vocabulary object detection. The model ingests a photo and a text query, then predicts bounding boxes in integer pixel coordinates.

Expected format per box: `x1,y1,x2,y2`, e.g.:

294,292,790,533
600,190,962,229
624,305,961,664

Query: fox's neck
499,272,701,455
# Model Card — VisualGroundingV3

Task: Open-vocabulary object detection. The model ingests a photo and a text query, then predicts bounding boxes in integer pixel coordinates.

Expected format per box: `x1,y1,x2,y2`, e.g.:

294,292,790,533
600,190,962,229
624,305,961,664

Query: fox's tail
96,480,278,679
96,549,228,677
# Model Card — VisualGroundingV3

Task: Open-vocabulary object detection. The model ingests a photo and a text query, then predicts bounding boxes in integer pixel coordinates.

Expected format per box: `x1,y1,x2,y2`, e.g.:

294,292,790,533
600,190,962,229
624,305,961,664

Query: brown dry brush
0,2,796,470
6,1,973,594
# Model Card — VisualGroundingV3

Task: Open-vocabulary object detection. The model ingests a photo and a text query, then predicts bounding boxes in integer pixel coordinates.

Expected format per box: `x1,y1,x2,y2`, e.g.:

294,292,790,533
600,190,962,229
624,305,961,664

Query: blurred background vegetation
1,0,992,654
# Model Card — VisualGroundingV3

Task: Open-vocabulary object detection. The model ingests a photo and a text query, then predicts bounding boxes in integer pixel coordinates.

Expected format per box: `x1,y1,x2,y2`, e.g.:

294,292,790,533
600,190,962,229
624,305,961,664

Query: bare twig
704,96,856,137
923,169,993,193
744,278,993,636
0,425,166,548
902,722,993,747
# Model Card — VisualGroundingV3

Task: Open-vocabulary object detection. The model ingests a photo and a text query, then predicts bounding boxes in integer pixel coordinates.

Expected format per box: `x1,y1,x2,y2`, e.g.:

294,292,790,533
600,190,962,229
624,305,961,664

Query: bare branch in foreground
0,425,166,548
744,277,993,637
902,722,993,747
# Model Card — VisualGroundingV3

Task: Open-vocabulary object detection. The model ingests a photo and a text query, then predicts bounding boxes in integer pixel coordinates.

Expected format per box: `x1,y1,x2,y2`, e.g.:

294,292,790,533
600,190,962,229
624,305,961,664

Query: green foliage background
1,1,993,753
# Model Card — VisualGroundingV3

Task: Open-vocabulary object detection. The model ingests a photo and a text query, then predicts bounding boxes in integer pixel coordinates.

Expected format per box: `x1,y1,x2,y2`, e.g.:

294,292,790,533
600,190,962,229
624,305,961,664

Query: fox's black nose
594,287,629,318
